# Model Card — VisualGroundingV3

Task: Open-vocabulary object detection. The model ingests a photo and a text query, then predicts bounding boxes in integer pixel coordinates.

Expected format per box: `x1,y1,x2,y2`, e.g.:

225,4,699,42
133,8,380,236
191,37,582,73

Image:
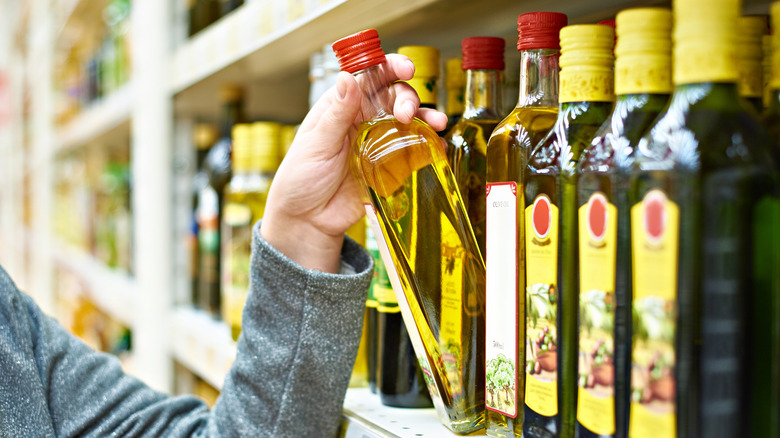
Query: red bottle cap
517,12,568,51
462,36,505,70
598,19,616,29
332,29,387,74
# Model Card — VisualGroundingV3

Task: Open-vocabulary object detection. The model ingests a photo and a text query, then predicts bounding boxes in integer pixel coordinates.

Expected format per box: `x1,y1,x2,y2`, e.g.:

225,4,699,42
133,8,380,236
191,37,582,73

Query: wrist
260,215,344,274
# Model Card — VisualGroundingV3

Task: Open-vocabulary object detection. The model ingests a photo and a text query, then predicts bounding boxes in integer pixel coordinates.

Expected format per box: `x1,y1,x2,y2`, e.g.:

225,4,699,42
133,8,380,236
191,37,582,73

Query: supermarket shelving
52,240,137,327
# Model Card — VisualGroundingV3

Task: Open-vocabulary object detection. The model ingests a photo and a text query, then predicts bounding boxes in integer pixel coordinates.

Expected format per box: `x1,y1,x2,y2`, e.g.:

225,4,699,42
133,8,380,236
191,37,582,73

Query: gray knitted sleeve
0,221,372,437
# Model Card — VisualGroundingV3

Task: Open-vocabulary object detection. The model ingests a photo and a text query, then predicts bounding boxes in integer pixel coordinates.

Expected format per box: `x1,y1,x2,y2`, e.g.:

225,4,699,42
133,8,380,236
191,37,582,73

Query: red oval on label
645,195,665,241
533,196,551,238
588,195,607,241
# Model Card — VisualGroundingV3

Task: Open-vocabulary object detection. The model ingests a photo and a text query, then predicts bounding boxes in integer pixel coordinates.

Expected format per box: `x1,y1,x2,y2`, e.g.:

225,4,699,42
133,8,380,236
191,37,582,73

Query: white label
485,182,518,417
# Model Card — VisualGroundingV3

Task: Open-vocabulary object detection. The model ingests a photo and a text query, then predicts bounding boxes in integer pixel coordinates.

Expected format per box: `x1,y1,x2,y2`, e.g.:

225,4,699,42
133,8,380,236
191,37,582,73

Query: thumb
312,72,362,154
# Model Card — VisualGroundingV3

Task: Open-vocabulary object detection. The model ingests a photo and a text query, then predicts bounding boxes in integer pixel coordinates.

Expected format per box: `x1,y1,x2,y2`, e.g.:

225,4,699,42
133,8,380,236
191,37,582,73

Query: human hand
261,54,447,273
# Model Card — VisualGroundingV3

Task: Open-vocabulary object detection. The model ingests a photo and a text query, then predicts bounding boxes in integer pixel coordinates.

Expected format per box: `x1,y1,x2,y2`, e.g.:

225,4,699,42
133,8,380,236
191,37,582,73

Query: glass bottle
576,9,672,438
736,15,768,114
764,2,780,143
191,123,218,309
523,24,614,438
446,36,505,258
763,34,773,111
485,12,566,438
222,122,279,340
445,58,466,133
333,29,486,434
370,44,437,409
628,1,780,437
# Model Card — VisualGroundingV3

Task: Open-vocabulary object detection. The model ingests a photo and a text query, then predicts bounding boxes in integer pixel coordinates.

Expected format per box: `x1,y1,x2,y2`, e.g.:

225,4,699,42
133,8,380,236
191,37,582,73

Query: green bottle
628,1,780,437
576,8,672,438
523,24,614,438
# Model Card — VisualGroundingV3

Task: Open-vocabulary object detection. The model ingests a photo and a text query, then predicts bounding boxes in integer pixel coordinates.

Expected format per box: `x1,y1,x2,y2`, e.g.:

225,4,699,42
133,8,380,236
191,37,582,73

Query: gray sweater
0,223,373,437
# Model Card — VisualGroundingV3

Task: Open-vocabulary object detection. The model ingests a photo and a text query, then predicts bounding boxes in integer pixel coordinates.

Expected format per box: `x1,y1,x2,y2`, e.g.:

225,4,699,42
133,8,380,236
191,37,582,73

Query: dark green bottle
628,1,780,438
576,8,672,438
522,24,614,438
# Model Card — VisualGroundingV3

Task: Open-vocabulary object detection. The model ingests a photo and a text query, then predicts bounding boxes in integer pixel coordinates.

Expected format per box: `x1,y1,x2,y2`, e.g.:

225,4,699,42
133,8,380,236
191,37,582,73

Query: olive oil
445,58,466,133
484,11,566,438
523,25,614,438
576,9,672,438
334,30,486,433
446,36,506,257
221,122,279,340
628,1,780,437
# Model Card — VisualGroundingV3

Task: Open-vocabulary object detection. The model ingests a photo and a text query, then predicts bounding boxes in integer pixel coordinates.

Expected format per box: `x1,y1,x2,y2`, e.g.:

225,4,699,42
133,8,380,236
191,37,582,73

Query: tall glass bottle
445,58,466,133
191,123,217,309
736,15,768,114
628,1,780,437
764,2,780,142
196,85,244,317
367,44,439,409
446,36,505,258
523,24,614,438
485,12,566,438
576,9,672,438
222,122,279,340
333,30,486,434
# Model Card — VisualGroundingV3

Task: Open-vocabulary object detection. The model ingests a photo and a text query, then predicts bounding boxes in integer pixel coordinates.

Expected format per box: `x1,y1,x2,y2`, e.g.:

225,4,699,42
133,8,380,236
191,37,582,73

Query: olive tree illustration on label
525,194,559,417
577,192,618,436
629,189,678,438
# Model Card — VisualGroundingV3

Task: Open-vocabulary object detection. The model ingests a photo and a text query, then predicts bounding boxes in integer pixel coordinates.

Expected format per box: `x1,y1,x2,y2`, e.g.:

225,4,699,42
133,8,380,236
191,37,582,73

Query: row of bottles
336,0,780,436
55,0,132,125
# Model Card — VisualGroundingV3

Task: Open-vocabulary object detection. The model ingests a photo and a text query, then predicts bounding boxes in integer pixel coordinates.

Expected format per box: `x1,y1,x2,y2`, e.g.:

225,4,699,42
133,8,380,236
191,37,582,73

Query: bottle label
524,194,559,417
628,190,679,438
485,182,519,417
576,193,617,436
440,211,464,397
222,202,253,327
365,227,379,310
363,203,442,403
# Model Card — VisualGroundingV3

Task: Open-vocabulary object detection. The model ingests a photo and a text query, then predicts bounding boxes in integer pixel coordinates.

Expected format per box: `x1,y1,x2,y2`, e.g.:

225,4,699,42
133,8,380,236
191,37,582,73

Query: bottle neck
463,69,502,119
220,100,244,138
355,63,396,121
517,48,559,108
669,82,741,112
446,87,464,116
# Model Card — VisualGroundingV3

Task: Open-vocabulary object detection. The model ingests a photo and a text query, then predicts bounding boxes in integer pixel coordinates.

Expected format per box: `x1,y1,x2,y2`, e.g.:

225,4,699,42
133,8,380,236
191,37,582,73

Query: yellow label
223,203,252,226
441,212,464,396
407,77,438,107
674,41,738,85
524,194,558,417
560,68,615,103
375,285,399,313
221,203,254,330
577,194,617,436
629,189,679,438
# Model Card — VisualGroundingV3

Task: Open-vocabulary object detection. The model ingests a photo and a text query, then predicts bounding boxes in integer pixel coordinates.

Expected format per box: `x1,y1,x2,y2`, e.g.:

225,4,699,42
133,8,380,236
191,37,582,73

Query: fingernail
403,101,415,120
336,75,347,100
406,59,415,74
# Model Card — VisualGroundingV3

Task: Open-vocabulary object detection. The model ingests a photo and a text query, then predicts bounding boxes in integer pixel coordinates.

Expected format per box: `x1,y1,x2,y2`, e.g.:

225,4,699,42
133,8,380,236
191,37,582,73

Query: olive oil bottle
576,9,672,438
736,15,768,114
628,1,780,437
221,122,279,340
446,36,505,257
365,225,380,393
445,58,466,133
484,11,566,438
764,2,780,144
334,30,486,434
523,24,614,438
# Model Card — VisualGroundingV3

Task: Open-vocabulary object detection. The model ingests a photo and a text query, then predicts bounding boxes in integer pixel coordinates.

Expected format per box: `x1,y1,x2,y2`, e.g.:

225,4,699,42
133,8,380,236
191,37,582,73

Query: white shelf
55,83,133,153
52,240,137,327
170,307,236,390
342,388,486,438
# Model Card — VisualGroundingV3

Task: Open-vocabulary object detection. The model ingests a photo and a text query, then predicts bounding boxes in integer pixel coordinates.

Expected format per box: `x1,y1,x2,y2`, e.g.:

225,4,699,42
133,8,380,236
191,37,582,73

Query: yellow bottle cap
399,45,440,106
193,123,217,150
736,16,768,99
770,1,780,90
446,58,465,89
764,34,773,105
280,124,297,159
231,124,253,172
559,25,615,103
614,8,672,96
220,84,243,102
251,121,282,173
673,0,739,85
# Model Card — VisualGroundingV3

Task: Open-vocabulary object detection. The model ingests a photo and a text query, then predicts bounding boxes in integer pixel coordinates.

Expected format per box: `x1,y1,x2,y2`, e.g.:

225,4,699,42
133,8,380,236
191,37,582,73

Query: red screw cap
517,12,568,51
332,29,387,74
462,36,505,70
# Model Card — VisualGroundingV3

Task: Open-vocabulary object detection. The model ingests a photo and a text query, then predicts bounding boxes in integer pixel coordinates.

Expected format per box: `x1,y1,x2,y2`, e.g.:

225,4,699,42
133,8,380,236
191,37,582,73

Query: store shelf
342,388,485,438
55,83,133,153
170,307,236,390
52,240,137,326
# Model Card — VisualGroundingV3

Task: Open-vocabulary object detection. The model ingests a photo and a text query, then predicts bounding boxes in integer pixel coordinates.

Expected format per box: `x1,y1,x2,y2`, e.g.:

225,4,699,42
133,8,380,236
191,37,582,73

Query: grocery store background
0,0,773,434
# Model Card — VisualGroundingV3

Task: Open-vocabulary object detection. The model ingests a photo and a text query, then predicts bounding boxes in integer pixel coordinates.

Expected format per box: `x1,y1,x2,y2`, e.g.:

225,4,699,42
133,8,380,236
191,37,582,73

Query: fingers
385,54,416,82
306,72,362,159
418,108,448,132
392,81,448,131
